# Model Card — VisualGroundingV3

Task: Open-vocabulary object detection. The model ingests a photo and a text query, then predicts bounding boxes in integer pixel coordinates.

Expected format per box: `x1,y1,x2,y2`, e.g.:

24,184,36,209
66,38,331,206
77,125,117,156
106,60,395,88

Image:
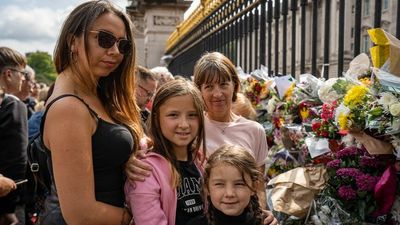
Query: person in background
39,1,142,224
125,79,206,225
135,65,157,133
189,144,278,225
0,46,28,225
16,65,36,119
27,84,53,140
150,66,174,90
232,92,257,121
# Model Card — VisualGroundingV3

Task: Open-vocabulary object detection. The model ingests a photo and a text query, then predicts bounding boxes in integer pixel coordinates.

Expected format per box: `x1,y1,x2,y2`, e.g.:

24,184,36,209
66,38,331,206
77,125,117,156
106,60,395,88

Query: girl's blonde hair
204,144,264,225
149,79,206,188
193,52,240,102
53,0,142,150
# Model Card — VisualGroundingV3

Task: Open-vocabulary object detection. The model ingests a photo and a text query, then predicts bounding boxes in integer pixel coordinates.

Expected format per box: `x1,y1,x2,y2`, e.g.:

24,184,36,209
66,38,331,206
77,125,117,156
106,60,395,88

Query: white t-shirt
204,115,268,166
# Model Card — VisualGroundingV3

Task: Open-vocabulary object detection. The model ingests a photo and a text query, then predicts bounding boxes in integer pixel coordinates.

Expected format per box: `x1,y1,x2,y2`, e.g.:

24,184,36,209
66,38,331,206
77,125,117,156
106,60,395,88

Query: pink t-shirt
204,115,268,166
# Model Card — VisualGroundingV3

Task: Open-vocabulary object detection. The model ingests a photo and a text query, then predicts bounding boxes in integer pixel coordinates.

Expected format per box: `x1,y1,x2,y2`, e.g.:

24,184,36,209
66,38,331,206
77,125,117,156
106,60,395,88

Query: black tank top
40,94,134,224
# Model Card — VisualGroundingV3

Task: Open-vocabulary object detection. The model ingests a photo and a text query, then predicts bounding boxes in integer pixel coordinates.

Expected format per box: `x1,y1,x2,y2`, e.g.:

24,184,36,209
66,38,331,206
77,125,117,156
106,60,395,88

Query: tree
26,51,57,85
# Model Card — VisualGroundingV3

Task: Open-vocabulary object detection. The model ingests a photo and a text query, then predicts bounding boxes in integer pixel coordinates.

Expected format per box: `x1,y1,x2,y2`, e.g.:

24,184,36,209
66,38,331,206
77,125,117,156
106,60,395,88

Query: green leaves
26,51,57,84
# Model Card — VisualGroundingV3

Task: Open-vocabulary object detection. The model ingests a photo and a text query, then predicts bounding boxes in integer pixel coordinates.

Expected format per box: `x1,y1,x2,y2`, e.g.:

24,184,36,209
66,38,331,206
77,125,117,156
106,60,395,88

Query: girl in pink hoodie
125,79,206,225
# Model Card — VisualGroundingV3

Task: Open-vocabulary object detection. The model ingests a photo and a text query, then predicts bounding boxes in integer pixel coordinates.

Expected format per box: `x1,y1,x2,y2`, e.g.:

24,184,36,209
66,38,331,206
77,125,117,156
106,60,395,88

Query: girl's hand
263,210,278,225
125,150,152,182
0,176,17,197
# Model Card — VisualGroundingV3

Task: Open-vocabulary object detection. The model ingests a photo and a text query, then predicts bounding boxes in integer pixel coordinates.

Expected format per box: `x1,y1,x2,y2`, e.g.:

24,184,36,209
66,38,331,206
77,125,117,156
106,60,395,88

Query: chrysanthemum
343,85,369,107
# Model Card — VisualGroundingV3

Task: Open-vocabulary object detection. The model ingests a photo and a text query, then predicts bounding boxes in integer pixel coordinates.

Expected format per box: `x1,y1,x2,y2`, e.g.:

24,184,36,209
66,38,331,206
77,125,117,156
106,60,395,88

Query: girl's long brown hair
148,79,206,188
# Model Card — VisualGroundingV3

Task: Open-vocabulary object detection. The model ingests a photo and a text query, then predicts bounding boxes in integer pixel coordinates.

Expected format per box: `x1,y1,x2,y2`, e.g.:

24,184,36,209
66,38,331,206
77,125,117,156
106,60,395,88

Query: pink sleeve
124,173,168,225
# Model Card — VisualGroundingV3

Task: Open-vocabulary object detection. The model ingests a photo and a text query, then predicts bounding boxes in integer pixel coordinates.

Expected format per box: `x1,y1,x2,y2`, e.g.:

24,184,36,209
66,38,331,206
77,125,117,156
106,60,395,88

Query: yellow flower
359,77,371,86
343,85,369,107
338,113,349,130
284,83,295,101
300,107,310,120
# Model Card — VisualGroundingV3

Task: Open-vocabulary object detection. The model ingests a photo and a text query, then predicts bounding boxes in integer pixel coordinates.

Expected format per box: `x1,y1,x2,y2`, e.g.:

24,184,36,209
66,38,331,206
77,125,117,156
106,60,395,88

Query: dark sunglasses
90,30,131,54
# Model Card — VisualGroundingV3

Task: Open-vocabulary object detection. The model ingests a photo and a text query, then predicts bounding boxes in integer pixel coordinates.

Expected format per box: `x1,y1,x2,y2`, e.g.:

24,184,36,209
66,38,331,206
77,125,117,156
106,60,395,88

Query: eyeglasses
8,68,28,77
90,30,132,54
138,84,155,98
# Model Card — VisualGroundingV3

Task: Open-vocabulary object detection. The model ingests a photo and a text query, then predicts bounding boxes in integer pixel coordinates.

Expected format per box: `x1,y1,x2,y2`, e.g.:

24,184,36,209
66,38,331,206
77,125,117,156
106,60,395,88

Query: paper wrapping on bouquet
350,131,394,155
267,166,327,218
373,165,397,217
345,53,371,80
368,28,400,77
305,137,330,158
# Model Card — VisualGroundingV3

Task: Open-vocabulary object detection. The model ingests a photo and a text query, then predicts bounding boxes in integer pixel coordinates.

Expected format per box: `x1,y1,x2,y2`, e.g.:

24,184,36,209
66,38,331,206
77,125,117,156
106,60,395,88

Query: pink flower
359,156,380,168
335,146,359,159
336,168,362,177
338,185,357,200
355,173,379,191
327,159,340,169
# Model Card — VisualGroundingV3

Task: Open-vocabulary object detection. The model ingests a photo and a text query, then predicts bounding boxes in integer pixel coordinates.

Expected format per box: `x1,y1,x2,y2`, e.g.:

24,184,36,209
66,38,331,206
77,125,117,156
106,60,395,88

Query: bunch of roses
311,101,341,139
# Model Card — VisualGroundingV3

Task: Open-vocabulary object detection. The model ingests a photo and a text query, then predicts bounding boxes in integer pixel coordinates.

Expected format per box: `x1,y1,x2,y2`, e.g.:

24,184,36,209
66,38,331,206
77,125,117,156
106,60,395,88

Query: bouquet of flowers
320,146,397,224
242,76,272,107
334,84,375,132
311,101,341,140
365,91,400,135
318,78,354,105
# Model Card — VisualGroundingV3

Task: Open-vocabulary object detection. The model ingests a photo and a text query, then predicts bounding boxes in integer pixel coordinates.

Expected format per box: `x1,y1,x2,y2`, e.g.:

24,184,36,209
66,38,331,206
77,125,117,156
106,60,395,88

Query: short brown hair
193,52,240,102
0,47,26,71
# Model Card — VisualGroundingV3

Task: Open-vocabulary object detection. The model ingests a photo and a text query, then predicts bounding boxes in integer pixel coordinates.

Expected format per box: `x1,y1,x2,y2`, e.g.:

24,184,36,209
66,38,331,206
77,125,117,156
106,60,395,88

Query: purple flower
355,173,379,191
336,146,359,159
336,168,362,177
327,159,341,169
338,185,357,200
359,156,379,168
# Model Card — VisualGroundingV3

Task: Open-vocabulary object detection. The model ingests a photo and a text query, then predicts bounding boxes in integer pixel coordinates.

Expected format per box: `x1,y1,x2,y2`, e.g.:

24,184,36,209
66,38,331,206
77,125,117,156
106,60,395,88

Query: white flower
390,103,400,117
318,78,340,104
378,92,398,110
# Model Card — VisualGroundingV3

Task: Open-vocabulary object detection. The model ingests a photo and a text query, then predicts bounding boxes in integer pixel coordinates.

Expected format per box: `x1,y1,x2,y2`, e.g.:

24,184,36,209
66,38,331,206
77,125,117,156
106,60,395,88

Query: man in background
0,46,28,225
136,66,157,133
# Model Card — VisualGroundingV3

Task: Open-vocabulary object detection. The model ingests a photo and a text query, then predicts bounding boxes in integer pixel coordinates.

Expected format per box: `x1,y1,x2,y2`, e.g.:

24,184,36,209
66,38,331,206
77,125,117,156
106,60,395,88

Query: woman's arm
44,97,129,225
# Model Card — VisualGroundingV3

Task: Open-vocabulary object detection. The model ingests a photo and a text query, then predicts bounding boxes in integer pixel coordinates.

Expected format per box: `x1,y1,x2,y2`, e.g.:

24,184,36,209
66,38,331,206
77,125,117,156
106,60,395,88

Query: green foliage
26,51,57,84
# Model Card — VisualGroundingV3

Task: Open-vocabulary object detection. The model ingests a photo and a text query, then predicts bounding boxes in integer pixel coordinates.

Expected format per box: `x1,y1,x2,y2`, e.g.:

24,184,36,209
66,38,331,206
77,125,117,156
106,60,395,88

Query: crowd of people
0,0,278,225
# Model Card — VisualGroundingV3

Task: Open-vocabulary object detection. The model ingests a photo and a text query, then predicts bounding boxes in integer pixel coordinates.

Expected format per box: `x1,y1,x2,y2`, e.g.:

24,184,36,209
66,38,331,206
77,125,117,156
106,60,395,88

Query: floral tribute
242,76,272,107
322,146,397,224
311,101,341,140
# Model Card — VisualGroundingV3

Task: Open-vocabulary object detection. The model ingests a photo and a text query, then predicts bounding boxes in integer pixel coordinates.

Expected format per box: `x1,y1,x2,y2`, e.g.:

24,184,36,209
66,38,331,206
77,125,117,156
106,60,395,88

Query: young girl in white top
125,79,206,225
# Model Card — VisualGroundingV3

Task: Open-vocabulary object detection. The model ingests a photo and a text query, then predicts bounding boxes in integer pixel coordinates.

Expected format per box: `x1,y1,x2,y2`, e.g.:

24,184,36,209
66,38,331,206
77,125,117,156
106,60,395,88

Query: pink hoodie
125,153,176,225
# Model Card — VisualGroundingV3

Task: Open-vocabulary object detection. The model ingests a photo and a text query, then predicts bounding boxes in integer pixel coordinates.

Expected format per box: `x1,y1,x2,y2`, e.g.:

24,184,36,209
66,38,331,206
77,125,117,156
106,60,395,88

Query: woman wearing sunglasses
40,1,141,224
